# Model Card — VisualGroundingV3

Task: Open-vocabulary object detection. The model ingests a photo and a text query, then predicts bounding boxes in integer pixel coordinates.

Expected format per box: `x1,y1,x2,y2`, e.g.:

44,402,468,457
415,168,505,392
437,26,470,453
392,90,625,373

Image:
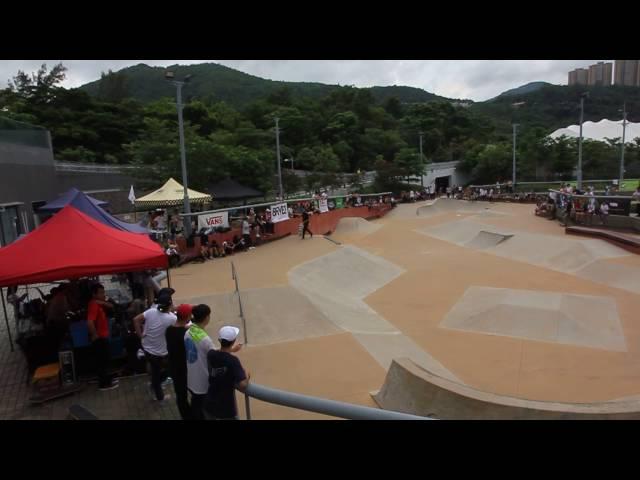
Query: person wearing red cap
165,304,193,420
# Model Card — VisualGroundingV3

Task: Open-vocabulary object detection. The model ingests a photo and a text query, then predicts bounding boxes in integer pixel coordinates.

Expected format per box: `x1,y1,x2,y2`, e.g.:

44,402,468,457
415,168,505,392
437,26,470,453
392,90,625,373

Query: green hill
471,83,640,135
493,81,550,99
79,62,457,107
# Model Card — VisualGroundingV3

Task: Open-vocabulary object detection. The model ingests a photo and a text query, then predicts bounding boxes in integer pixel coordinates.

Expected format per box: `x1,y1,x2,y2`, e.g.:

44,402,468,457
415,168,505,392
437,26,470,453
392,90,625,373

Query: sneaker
99,382,119,391
162,377,173,387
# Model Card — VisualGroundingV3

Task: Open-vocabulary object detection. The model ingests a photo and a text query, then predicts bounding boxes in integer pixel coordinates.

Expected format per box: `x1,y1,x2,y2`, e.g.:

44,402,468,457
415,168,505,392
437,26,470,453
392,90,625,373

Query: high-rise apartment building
614,60,640,86
587,62,612,86
568,68,589,86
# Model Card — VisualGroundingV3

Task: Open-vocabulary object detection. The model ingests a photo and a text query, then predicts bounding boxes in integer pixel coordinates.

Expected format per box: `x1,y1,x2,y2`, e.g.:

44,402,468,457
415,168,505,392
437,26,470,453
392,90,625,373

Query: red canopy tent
0,205,167,287
0,204,167,353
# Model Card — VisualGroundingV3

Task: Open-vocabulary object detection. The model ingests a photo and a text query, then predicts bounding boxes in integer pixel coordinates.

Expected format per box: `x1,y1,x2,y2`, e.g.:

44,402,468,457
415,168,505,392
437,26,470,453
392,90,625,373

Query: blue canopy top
39,188,109,213
40,188,148,234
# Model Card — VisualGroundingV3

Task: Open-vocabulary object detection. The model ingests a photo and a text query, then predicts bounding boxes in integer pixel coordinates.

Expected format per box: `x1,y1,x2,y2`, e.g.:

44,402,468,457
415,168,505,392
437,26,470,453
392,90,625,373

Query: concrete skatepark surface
166,199,640,418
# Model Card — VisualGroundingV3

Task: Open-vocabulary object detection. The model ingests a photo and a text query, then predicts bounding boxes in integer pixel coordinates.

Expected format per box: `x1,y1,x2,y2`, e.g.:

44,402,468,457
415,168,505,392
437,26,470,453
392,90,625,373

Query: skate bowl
372,358,640,420
465,231,513,250
332,217,381,238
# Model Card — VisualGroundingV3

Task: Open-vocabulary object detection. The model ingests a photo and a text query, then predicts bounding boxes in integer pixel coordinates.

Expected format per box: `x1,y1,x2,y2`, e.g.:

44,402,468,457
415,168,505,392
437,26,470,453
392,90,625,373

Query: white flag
128,185,136,205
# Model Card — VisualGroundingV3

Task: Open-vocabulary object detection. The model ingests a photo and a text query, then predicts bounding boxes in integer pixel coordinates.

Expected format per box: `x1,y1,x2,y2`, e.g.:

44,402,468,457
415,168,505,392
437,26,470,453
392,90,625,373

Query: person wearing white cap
203,326,249,420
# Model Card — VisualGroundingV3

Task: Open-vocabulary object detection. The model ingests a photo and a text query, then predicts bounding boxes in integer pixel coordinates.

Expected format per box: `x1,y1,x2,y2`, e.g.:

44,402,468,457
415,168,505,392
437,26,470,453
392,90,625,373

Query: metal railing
54,162,138,174
244,383,431,420
186,192,393,218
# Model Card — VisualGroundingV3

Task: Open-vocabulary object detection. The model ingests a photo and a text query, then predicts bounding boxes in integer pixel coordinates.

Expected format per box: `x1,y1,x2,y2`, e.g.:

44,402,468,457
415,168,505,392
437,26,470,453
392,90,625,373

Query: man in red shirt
87,283,118,391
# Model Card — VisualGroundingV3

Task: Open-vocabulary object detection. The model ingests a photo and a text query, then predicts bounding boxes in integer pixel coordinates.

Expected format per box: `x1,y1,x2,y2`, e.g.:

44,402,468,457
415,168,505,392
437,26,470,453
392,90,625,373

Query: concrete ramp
333,217,381,238
419,218,630,275
373,358,640,419
575,261,640,295
420,218,514,247
440,287,626,352
465,231,513,250
288,246,460,380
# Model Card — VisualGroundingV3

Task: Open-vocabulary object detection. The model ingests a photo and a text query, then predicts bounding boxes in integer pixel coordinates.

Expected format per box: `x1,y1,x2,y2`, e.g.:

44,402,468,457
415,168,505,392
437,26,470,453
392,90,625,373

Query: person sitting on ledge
598,202,609,226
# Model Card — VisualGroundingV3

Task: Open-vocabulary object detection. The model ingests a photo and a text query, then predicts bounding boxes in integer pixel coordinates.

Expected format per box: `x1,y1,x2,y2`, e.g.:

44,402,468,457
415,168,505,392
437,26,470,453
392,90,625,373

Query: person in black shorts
301,208,313,239
165,304,193,420
203,326,249,420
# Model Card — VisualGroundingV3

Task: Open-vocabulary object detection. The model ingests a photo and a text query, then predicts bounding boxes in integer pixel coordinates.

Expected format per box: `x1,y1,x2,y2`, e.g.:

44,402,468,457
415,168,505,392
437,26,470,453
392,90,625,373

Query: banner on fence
270,202,290,223
198,211,229,230
335,197,344,209
319,198,329,213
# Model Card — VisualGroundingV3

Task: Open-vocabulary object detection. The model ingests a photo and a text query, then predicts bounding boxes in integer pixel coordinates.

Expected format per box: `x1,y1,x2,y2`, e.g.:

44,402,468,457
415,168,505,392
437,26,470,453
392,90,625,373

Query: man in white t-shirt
133,293,177,401
184,304,216,420
241,217,253,249
599,202,609,225
155,213,166,230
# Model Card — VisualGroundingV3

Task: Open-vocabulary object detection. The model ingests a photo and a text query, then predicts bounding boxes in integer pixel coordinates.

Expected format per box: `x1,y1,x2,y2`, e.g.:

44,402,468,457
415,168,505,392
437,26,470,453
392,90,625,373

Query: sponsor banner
335,197,344,209
198,211,229,230
270,202,290,223
319,198,329,213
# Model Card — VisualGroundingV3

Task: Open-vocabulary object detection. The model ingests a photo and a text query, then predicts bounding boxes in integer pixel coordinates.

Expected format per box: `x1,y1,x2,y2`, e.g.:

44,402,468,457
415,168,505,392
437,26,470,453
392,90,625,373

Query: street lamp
274,118,283,200
512,124,519,187
166,71,193,236
577,92,589,191
284,157,294,171
619,103,628,186
418,132,424,188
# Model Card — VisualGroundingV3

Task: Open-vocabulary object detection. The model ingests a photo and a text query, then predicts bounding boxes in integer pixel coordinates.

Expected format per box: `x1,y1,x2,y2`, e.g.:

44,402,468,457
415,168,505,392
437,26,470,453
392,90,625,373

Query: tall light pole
275,117,283,200
166,71,193,236
419,132,424,188
512,124,518,187
620,103,628,186
577,92,588,191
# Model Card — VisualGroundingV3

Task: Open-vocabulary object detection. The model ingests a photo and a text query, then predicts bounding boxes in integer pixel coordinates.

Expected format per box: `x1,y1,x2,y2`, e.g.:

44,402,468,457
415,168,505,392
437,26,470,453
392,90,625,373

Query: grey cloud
0,60,608,101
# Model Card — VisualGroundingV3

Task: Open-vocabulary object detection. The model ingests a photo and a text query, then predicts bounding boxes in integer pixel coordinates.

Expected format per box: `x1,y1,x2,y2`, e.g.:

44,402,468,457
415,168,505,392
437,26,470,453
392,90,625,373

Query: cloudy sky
0,60,609,101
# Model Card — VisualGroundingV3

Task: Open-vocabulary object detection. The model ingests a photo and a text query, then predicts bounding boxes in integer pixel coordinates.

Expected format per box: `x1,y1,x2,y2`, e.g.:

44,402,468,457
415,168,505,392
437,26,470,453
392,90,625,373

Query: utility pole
620,103,628,186
419,132,424,188
577,93,587,190
165,72,194,237
512,124,518,187
275,117,283,200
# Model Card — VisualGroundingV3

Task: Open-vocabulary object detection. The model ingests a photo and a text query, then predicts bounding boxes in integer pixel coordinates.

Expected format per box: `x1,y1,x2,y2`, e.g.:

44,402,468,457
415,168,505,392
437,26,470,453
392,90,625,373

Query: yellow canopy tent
134,178,212,209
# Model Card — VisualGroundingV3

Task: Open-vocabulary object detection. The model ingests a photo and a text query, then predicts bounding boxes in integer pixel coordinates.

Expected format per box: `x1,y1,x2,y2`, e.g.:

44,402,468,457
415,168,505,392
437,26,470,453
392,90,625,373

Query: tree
8,63,67,105
97,70,130,103
383,96,403,119
282,170,302,196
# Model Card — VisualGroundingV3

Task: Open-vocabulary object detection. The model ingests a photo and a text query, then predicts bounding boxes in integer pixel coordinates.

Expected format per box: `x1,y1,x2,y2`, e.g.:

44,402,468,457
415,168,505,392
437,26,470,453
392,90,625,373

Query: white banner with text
198,211,229,230
270,203,290,223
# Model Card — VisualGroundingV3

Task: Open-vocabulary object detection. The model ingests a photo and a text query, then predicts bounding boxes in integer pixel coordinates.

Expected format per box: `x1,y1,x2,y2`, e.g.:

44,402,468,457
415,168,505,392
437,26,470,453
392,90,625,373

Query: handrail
244,383,432,420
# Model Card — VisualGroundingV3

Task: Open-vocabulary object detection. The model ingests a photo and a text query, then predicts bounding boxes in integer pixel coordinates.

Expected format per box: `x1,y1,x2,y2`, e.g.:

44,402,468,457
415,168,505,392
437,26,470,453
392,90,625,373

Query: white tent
549,119,640,144
134,178,212,209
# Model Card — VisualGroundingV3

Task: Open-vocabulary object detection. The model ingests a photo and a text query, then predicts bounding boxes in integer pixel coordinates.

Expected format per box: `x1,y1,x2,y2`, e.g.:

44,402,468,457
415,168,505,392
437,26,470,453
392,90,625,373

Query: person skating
301,207,313,239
